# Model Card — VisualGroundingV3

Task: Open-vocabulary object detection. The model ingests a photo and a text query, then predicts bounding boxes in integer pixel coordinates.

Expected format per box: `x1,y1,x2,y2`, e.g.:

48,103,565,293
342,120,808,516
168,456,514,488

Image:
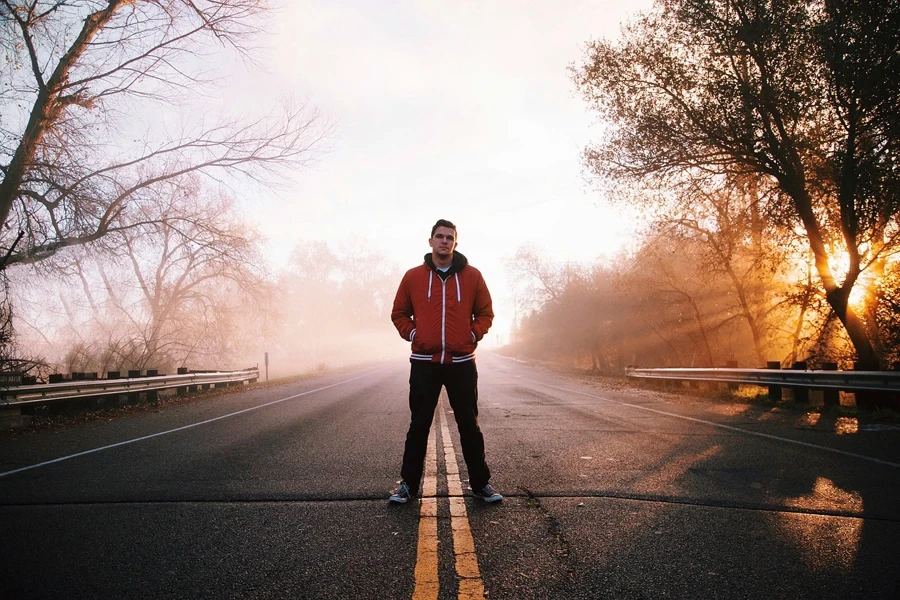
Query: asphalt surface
1,355,898,599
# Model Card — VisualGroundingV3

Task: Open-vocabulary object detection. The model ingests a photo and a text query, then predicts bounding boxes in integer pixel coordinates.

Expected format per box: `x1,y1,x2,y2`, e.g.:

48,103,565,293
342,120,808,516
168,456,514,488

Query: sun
827,249,871,311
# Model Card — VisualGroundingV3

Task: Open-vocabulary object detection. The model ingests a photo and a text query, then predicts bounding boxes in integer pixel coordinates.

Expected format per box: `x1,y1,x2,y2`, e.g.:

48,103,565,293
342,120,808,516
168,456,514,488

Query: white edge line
0,371,378,479
519,377,900,469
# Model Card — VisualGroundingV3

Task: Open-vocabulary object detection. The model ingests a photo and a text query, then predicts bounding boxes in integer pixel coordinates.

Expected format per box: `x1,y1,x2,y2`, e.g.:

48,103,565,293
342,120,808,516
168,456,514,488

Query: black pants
400,360,491,494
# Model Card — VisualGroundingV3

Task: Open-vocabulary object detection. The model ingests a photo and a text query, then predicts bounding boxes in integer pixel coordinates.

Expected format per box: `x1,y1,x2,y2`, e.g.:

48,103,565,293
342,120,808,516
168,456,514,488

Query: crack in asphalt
519,486,576,580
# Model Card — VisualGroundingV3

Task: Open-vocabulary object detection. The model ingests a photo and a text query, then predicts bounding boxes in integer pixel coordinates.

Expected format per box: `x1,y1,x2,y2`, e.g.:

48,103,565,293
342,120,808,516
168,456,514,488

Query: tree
117,190,266,370
12,186,269,373
333,236,400,327
627,233,732,367
0,1,326,267
504,244,583,311
650,176,793,365
572,0,900,369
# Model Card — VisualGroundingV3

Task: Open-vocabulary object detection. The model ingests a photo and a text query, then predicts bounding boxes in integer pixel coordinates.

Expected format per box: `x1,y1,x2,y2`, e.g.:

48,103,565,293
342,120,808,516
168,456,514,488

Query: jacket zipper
441,278,447,364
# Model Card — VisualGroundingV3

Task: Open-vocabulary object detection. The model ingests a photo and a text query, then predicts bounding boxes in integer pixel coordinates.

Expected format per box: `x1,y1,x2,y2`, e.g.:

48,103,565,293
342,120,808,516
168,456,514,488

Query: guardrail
625,367,900,392
625,366,900,410
0,368,260,408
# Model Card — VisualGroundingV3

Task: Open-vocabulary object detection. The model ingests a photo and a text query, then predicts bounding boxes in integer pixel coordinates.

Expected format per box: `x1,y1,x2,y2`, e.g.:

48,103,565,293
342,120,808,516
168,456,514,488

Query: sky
224,0,654,344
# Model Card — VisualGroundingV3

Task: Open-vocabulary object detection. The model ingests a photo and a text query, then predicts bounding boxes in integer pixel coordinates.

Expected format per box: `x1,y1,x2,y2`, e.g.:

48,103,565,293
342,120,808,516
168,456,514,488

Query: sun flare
826,249,871,311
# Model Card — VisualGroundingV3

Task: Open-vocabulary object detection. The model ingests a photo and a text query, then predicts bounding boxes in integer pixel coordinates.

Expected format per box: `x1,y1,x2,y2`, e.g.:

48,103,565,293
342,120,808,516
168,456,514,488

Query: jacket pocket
411,335,438,355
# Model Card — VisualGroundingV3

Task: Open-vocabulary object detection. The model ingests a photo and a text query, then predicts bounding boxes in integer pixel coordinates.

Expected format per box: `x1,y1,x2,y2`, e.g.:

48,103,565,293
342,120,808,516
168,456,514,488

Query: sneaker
389,481,412,503
473,483,503,503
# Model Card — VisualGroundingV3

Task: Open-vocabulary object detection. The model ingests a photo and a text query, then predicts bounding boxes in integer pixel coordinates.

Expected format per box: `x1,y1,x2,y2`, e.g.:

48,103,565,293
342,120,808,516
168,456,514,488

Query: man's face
429,226,457,257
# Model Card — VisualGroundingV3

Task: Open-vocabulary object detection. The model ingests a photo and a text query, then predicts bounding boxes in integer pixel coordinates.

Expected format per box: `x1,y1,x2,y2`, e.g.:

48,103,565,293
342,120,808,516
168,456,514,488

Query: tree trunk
788,180,879,369
826,288,880,370
862,255,887,360
687,297,715,367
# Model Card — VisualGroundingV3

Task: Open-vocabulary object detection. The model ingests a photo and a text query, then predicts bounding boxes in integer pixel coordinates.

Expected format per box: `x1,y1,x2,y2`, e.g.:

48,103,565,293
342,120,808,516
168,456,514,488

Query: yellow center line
411,396,487,600
438,399,487,600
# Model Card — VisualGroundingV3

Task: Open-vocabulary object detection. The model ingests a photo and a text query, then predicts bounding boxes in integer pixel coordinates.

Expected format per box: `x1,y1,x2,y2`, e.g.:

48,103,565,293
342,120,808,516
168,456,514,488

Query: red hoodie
391,251,493,364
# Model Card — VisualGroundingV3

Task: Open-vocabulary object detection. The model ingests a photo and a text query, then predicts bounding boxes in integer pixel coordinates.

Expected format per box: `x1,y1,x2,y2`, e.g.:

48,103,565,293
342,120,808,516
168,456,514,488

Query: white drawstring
455,273,461,303
427,271,433,300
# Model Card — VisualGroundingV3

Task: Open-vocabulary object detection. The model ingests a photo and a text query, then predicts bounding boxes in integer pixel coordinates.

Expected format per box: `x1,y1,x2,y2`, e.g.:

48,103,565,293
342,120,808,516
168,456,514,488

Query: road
1,355,899,599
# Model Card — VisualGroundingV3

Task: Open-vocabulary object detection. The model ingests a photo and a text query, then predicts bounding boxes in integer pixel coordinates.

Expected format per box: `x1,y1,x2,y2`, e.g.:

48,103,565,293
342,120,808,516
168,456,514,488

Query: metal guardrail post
725,361,739,390
177,367,189,396
822,362,840,408
105,371,123,406
188,369,201,394
791,361,809,403
127,370,141,404
852,362,873,411
146,370,159,403
766,361,782,401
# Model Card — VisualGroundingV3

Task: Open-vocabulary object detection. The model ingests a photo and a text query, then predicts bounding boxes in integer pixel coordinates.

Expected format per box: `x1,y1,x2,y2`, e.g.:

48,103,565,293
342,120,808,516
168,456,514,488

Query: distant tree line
264,238,401,374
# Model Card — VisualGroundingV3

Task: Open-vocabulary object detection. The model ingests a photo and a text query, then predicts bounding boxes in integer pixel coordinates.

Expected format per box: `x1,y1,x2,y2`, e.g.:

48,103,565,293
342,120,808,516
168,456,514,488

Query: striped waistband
410,352,476,363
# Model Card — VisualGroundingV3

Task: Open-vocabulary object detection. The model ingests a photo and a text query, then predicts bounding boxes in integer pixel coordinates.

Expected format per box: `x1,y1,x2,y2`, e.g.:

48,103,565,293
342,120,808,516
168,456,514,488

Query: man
389,219,502,504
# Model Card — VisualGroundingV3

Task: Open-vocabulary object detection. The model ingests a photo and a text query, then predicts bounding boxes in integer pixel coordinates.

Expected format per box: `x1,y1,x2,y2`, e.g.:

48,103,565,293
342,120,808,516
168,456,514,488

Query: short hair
431,219,457,237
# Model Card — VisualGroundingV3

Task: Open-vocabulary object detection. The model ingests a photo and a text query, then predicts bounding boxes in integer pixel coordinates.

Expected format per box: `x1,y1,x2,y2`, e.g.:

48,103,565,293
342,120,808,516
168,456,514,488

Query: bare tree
117,189,267,370
0,1,326,267
504,244,584,310
13,185,270,373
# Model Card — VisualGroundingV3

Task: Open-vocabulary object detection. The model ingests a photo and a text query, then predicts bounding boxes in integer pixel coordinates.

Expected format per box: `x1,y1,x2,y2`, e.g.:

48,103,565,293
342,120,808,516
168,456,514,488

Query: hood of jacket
424,251,468,279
